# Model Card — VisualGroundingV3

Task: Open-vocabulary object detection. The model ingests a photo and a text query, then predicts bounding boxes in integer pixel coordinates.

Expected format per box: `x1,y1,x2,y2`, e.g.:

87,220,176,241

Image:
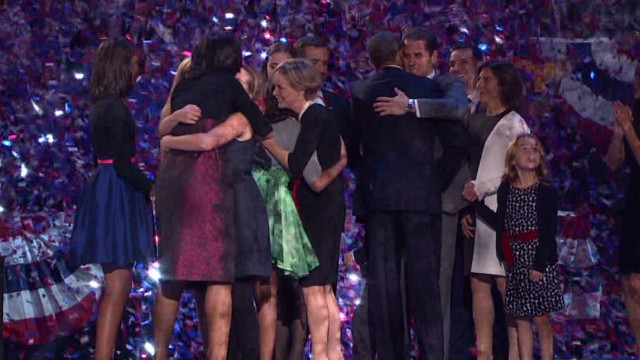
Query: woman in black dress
261,41,312,360
606,66,640,355
262,58,346,360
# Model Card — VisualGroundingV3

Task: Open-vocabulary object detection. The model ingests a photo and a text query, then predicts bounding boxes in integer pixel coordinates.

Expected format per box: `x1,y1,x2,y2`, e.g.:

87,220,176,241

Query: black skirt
297,178,345,287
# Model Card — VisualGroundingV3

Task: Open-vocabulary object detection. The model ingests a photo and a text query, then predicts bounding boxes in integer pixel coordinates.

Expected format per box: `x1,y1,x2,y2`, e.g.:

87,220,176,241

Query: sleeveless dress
504,184,564,317
226,138,272,280
155,118,235,282
252,118,319,278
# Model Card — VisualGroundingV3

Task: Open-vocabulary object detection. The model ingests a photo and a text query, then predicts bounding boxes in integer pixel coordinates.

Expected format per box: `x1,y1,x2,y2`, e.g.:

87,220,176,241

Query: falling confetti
0,1,639,359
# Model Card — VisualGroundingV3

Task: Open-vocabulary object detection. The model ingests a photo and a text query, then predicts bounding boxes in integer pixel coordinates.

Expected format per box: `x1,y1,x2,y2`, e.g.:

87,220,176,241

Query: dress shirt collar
380,65,404,71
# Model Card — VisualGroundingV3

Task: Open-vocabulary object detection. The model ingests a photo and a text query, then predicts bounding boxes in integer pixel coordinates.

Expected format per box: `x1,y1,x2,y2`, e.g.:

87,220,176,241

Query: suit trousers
449,227,475,360
352,283,374,360
367,211,443,360
439,211,458,360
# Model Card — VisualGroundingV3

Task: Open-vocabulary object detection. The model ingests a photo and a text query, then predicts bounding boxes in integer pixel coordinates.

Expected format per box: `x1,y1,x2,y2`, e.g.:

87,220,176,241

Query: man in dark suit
351,31,467,360
294,35,357,166
372,29,471,359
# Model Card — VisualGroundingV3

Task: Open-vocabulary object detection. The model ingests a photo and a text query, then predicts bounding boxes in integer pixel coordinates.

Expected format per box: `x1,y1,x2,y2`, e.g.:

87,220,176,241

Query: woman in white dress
462,61,530,360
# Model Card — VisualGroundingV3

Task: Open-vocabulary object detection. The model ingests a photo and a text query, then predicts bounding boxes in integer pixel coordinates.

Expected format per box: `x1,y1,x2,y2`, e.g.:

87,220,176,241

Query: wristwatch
407,98,416,113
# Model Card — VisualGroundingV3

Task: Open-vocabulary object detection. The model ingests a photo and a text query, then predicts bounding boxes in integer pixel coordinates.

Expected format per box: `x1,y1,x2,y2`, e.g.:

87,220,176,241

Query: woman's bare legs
471,273,495,360
514,316,533,360
303,285,330,360
192,287,209,353
274,277,310,360
325,285,344,360
204,284,233,360
95,266,133,360
514,314,553,360
154,280,185,360
495,276,519,360
533,314,554,360
257,271,278,360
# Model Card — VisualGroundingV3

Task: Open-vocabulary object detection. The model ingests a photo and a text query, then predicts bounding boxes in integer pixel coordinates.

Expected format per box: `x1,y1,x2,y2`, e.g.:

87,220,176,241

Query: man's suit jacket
415,74,469,121
322,89,358,167
351,66,467,216
420,74,472,215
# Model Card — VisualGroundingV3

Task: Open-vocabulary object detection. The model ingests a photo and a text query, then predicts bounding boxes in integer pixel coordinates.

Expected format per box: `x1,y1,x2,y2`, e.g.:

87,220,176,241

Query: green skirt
252,167,319,278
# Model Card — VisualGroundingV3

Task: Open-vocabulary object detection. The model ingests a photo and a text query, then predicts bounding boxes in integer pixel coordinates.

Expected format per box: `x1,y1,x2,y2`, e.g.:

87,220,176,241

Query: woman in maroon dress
153,32,271,360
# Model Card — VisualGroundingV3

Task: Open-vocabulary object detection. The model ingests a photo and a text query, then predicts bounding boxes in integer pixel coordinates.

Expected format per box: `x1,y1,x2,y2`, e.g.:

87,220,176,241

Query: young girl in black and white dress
474,133,563,360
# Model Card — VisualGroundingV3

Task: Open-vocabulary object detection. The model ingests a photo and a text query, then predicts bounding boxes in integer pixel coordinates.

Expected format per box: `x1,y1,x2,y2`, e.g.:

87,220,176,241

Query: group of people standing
68,23,640,360
71,33,347,360
349,29,564,360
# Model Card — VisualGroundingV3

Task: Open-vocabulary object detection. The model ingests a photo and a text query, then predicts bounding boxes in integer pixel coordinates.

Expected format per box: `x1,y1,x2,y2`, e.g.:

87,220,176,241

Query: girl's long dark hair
90,37,135,102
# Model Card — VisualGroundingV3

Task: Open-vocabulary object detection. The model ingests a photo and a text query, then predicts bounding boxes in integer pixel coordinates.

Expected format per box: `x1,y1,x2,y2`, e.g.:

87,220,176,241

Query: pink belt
98,158,137,165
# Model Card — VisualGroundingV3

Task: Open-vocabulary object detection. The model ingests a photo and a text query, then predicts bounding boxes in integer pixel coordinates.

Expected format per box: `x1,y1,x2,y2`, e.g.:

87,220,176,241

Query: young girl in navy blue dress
69,38,155,360
474,133,563,360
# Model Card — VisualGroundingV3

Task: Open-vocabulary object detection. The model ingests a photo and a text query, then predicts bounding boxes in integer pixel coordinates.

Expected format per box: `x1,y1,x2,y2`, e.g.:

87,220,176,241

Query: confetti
1,1,639,359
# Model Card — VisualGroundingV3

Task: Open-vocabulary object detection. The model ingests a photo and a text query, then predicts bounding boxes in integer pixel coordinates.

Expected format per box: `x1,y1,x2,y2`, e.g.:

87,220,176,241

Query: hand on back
176,104,202,124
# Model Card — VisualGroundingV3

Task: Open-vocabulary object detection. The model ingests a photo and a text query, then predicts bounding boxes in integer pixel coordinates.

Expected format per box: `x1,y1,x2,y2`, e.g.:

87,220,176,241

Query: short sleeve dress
288,103,346,287
252,117,320,278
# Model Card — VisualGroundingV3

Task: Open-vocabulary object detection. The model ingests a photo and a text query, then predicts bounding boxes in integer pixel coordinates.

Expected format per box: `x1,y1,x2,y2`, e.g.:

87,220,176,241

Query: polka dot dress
504,183,564,317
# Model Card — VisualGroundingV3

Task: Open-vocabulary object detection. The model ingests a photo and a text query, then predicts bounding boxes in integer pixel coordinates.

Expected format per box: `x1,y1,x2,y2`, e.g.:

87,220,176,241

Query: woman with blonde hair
158,57,201,145
262,58,346,360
